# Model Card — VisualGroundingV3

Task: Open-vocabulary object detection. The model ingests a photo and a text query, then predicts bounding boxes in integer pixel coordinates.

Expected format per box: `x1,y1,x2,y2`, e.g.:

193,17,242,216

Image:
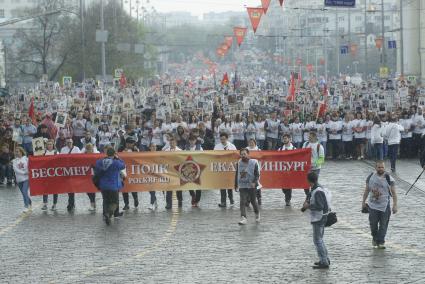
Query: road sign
325,0,356,7
388,40,397,49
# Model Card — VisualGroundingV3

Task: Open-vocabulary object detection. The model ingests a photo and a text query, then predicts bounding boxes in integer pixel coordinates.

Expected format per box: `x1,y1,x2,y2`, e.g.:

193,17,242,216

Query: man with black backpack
362,161,398,249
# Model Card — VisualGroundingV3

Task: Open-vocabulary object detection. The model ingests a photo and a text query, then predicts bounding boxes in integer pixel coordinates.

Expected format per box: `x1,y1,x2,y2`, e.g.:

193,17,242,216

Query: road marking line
0,203,41,237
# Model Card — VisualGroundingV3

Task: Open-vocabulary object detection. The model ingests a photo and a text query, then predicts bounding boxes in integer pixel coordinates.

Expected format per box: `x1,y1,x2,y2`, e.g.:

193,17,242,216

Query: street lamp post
100,0,106,80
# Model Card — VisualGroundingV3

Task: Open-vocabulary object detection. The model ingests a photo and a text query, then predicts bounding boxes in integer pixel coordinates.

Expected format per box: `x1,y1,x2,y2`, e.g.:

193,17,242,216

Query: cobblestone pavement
1,159,425,284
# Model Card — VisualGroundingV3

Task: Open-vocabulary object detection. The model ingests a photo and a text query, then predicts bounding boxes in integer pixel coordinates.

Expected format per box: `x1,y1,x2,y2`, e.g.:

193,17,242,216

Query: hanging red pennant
287,73,296,102
350,44,358,56
261,0,271,14
306,64,314,73
233,27,247,47
278,0,284,6
216,48,225,57
224,36,233,48
247,7,264,33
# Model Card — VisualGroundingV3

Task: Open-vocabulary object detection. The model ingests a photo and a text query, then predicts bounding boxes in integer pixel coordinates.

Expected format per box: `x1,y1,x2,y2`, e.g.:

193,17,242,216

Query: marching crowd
2,75,420,270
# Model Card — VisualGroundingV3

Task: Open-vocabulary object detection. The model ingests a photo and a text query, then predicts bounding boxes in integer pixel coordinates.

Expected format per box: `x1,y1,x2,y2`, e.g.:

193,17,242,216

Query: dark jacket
95,157,126,191
0,152,13,165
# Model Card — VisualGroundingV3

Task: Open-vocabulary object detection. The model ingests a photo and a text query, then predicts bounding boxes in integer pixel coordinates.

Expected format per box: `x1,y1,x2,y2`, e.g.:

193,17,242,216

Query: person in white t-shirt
279,134,296,206
399,111,414,158
232,114,246,149
290,116,304,149
214,132,236,207
254,114,266,150
341,114,354,159
352,112,367,160
163,137,183,209
60,138,81,212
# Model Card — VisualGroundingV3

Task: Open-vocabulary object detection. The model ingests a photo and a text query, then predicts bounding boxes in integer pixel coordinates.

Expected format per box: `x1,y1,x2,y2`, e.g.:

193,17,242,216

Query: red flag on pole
28,98,35,124
247,7,264,33
233,27,247,47
287,73,296,102
224,36,233,48
261,0,271,14
221,73,229,86
317,84,329,119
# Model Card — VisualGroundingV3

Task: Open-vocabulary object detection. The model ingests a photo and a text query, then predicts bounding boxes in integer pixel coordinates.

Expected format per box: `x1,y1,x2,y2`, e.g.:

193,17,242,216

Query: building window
0,9,4,18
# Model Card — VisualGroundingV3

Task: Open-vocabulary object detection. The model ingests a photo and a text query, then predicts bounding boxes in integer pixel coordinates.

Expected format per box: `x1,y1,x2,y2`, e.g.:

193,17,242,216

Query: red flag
216,48,225,57
261,0,271,14
28,98,35,124
233,27,247,47
247,7,264,33
221,73,229,86
119,73,127,88
317,84,329,119
278,0,284,6
287,73,295,102
224,36,233,48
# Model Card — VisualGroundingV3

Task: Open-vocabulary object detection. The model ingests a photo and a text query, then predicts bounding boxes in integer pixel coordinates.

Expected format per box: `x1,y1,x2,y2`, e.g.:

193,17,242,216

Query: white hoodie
370,124,384,144
12,156,29,183
385,122,404,145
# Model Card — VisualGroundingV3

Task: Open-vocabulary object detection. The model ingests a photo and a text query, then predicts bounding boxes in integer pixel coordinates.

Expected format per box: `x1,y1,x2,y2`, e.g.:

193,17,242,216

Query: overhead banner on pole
324,0,355,7
233,27,248,47
28,150,312,196
247,7,265,33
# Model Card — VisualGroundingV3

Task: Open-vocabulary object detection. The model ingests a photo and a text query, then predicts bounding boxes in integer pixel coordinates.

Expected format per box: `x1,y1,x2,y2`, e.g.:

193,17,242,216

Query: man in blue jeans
301,171,331,269
362,161,398,249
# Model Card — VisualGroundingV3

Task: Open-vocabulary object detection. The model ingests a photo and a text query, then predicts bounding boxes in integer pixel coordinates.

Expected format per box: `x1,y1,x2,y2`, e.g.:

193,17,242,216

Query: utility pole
336,7,340,76
364,0,368,76
80,0,85,81
381,0,386,66
399,0,404,76
100,0,106,80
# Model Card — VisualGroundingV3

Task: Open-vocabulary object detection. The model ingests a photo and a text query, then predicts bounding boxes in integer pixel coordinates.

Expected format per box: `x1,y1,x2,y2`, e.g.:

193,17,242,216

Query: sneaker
312,263,329,269
193,202,199,208
67,205,75,212
255,213,261,223
238,216,247,225
123,205,130,210
230,199,235,205
23,207,30,213
88,204,96,212
314,259,330,266
165,205,172,210
218,203,226,208
372,240,377,248
51,204,57,211
134,200,139,208
148,201,158,210
104,215,111,225
285,201,291,206
114,212,124,218
178,201,183,208
377,244,386,249
41,204,48,211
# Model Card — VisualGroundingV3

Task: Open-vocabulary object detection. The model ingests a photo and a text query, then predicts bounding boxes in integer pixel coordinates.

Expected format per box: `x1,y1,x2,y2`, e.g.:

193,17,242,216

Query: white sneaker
255,213,261,223
238,216,247,225
88,205,96,212
148,201,158,210
51,204,57,211
41,204,48,211
23,207,30,213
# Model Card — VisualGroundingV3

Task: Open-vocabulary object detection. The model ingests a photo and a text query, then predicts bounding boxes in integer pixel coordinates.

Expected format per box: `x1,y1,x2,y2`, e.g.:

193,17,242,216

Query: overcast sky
150,0,262,17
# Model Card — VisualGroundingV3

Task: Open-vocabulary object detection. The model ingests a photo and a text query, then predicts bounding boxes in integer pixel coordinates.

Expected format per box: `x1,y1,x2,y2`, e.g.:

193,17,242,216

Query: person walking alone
301,172,331,269
362,161,398,249
95,147,126,225
235,148,260,225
